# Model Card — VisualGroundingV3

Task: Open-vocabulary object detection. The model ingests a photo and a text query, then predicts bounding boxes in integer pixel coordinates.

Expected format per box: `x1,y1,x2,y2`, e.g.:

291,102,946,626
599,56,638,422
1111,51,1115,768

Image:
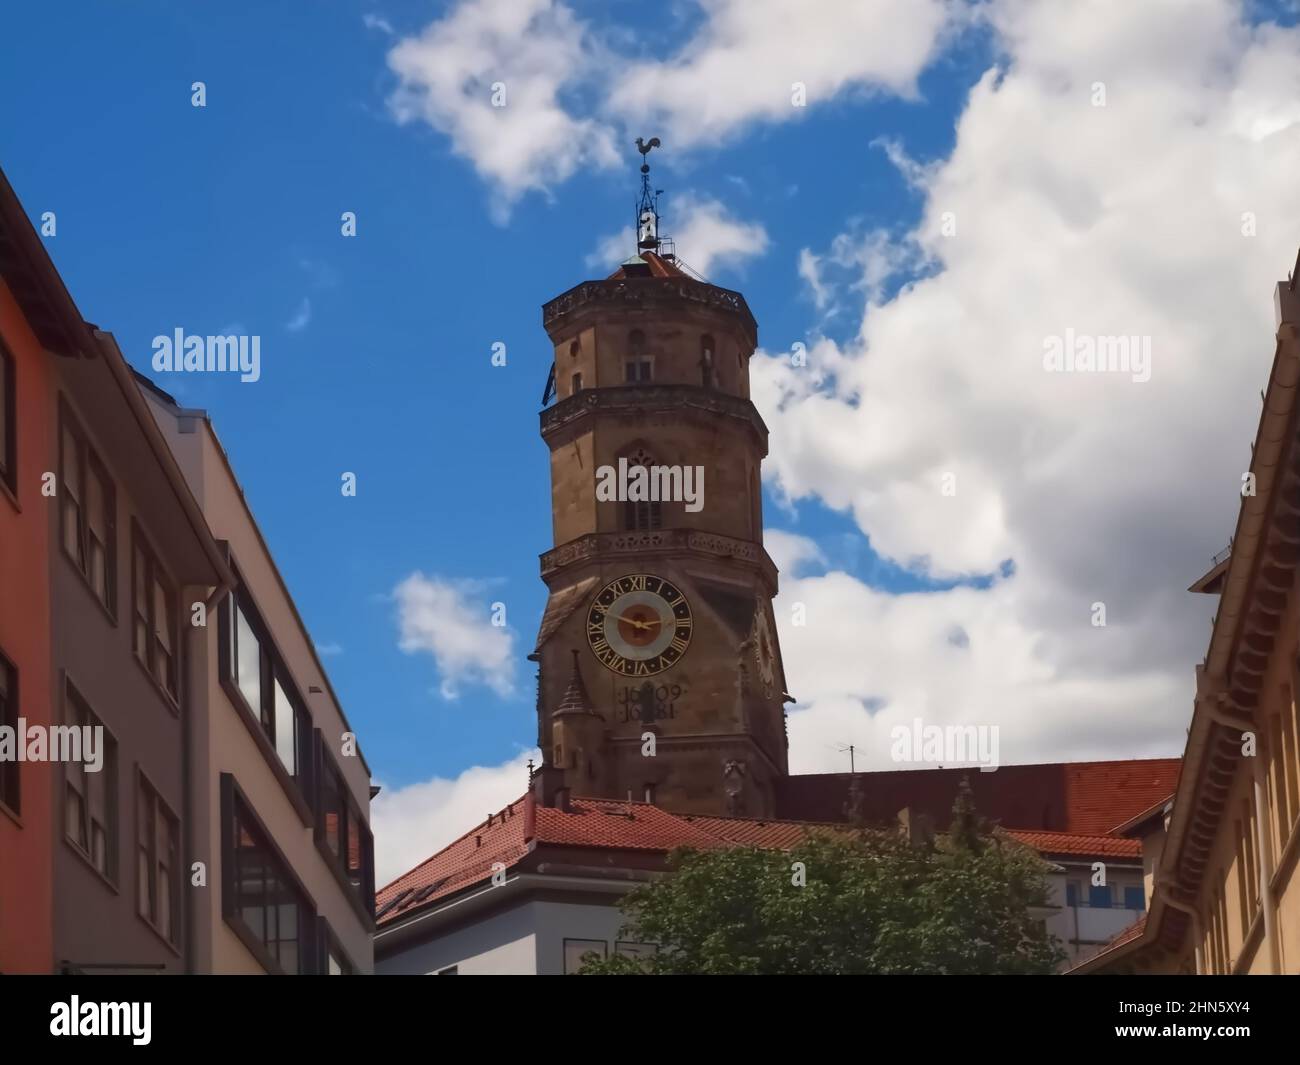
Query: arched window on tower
626,330,652,383
622,445,663,532
700,334,715,388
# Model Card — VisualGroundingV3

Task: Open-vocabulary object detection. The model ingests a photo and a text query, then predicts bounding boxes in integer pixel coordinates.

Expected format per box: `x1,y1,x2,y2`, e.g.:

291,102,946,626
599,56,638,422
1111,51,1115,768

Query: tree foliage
579,786,1064,975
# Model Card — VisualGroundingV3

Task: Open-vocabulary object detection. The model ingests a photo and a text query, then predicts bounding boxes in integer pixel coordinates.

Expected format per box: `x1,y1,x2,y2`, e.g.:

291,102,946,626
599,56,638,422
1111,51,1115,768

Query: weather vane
635,136,662,253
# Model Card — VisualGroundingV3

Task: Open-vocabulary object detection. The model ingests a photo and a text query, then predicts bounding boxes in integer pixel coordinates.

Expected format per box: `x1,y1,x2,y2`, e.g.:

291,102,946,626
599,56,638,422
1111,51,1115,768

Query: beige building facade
1080,255,1300,975
142,379,375,974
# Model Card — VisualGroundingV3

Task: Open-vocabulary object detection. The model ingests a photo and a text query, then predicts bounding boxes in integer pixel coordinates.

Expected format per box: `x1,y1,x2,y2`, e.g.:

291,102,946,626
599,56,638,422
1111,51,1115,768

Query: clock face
753,607,776,687
587,574,693,677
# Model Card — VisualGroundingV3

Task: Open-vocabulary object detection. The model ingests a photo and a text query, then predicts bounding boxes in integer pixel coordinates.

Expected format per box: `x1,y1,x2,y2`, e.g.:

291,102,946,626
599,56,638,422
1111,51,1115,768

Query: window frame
0,338,15,500
0,648,17,816
316,916,356,975
58,400,117,618
563,938,607,974
1087,882,1114,909
312,729,376,927
624,357,653,383
217,581,314,825
700,334,716,387
220,773,318,974
62,681,118,885
131,520,180,706
620,448,664,532
136,767,181,948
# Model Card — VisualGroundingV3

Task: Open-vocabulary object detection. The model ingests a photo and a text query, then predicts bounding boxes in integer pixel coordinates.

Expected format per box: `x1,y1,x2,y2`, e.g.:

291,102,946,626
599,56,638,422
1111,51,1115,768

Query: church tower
531,144,789,818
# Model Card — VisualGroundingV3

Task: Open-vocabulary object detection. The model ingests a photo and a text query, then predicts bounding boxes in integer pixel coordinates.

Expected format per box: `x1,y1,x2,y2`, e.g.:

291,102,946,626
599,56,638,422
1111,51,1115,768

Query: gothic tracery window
622,445,663,532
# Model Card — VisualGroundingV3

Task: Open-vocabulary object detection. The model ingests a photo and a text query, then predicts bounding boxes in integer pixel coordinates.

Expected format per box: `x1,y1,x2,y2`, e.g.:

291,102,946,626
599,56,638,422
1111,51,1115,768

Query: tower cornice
540,528,778,595
542,275,758,349
540,383,768,451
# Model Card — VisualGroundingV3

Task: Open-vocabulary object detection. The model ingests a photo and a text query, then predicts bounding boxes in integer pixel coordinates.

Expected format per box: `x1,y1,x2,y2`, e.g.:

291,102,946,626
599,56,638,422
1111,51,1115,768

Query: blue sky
5,1,1299,878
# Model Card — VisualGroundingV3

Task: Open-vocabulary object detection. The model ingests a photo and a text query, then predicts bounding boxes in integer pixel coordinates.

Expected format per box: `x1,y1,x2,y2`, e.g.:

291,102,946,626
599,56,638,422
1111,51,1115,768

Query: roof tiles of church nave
375,757,1177,928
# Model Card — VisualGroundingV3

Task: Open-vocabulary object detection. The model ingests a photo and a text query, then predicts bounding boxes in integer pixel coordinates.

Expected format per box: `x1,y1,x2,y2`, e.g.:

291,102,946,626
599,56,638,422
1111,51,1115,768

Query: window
132,526,179,701
700,334,715,388
222,776,312,974
622,446,663,532
0,650,16,813
1088,883,1113,909
137,774,180,944
64,685,117,881
568,340,580,360
314,733,375,917
563,938,606,974
1065,881,1078,908
625,358,653,383
0,340,14,496
222,591,310,783
571,372,582,394
59,406,116,613
317,918,354,974
1123,885,1145,911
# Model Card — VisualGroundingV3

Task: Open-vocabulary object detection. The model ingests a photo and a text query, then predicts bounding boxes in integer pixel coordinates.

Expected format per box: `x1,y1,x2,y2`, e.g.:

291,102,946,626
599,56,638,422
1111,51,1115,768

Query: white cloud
315,642,344,657
286,298,312,332
385,0,620,219
797,248,830,311
363,13,395,36
384,0,954,211
371,750,538,885
763,528,825,577
587,194,769,278
755,0,1300,766
393,573,517,699
608,0,952,147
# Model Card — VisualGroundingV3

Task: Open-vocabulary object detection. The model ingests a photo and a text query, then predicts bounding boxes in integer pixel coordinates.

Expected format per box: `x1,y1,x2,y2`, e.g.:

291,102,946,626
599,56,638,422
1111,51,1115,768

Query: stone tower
530,224,789,818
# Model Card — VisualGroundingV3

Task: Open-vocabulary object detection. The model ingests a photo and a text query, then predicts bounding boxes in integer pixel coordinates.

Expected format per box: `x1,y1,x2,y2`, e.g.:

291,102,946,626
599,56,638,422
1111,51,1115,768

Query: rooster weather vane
635,136,662,252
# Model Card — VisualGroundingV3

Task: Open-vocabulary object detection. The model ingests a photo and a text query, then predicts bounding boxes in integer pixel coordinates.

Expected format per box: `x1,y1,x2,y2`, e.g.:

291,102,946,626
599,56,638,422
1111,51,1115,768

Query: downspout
1207,701,1280,974
182,580,230,974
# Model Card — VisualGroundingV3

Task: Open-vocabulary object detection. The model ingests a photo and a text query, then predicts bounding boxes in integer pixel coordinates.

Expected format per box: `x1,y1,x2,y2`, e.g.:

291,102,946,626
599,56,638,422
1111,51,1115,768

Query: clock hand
615,613,663,631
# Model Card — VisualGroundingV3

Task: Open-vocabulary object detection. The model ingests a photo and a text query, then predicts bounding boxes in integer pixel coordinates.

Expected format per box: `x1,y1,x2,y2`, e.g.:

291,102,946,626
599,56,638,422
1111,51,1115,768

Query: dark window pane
1088,884,1112,909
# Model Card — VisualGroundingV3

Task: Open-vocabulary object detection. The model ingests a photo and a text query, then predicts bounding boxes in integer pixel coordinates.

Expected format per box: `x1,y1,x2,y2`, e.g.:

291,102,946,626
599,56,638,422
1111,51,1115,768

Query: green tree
579,790,1064,975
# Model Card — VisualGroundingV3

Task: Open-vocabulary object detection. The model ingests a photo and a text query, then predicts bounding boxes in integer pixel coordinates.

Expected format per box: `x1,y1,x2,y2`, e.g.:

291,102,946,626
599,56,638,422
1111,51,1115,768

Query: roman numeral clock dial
586,574,693,677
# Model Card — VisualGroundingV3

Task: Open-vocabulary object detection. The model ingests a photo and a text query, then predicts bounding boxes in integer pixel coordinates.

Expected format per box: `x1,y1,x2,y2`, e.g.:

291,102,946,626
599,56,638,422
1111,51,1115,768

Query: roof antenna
635,136,662,255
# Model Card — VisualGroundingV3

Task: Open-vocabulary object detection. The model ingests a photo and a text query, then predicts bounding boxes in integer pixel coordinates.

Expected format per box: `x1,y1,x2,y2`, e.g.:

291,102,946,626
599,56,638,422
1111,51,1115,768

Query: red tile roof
776,758,1181,836
375,797,853,925
376,762,1171,927
605,251,687,279
1004,830,1141,859
1066,914,1149,973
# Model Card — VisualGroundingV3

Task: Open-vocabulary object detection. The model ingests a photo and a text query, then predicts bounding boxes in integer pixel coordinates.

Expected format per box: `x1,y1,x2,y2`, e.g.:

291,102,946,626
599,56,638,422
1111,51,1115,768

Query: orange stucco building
0,181,58,973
